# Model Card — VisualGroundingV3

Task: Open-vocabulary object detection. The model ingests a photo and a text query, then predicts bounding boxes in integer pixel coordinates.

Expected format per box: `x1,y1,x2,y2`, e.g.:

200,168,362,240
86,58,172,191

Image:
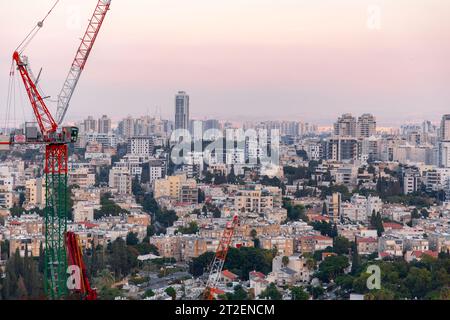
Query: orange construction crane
203,214,239,300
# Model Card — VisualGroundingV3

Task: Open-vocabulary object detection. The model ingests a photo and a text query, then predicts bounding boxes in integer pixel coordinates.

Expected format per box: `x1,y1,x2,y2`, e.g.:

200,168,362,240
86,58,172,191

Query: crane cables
15,0,60,54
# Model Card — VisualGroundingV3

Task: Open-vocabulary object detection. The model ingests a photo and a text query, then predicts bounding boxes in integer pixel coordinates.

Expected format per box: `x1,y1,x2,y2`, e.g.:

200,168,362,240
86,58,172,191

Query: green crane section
44,144,69,299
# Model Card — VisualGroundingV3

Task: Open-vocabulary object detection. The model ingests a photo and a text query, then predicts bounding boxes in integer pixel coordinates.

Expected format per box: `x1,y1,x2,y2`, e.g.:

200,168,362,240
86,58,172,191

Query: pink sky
1,0,450,125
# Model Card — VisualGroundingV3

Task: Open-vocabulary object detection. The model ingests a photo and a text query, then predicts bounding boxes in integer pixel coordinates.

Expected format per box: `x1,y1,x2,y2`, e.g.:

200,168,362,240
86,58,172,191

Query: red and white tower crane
6,0,112,299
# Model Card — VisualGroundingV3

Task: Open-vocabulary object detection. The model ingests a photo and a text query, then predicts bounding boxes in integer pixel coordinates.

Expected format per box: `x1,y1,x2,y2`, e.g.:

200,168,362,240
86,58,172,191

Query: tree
165,286,177,300
350,242,361,274
291,287,309,300
370,211,384,236
132,174,143,198
283,200,308,222
411,208,420,219
420,208,429,219
136,242,158,255
260,283,282,300
317,255,349,282
282,256,290,267
146,225,155,237
177,222,199,235
227,166,237,184
365,289,396,300
155,209,178,228
198,189,206,203
94,193,129,219
405,267,432,299
321,202,327,216
189,251,215,277
108,237,138,277
18,192,26,207
213,174,227,185
333,236,351,255
1,248,43,299
143,289,155,298
308,285,324,299
141,193,160,214
295,183,301,198
212,206,221,219
226,285,248,300
126,232,139,246
375,212,385,236
189,247,275,280
311,221,337,238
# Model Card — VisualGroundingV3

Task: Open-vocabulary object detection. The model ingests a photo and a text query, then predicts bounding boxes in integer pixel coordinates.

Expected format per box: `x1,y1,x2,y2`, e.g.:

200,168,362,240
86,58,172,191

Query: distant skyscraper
357,113,376,138
204,119,220,131
440,114,450,141
118,116,135,138
97,115,111,134
439,115,450,168
175,91,190,131
83,116,97,133
334,113,357,137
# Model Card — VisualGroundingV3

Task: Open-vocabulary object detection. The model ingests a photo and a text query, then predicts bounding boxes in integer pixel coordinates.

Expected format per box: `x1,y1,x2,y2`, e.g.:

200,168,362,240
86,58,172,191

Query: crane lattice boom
204,215,239,300
56,0,111,125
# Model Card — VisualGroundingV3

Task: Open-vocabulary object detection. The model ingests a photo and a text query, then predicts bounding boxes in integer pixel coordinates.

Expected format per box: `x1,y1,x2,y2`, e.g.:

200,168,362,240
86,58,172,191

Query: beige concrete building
127,213,151,226
109,167,132,195
234,188,274,213
260,236,294,256
69,168,96,188
9,235,43,257
154,174,198,204
298,235,333,253
0,185,13,209
25,178,46,208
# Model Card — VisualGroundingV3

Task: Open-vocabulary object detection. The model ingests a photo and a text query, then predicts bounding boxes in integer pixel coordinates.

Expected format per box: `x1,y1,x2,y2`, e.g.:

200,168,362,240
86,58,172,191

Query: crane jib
56,0,112,126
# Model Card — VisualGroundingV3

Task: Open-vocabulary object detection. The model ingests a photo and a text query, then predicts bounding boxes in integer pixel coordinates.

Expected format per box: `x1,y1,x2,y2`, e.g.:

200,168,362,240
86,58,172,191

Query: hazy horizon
1,0,450,127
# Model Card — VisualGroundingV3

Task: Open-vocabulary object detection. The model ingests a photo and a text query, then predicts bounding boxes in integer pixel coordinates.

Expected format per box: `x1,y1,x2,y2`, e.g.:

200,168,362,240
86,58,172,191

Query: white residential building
109,167,132,195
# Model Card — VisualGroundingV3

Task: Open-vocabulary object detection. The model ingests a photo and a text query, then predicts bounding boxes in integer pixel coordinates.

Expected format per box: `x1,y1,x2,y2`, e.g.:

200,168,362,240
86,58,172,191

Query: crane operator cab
61,127,79,143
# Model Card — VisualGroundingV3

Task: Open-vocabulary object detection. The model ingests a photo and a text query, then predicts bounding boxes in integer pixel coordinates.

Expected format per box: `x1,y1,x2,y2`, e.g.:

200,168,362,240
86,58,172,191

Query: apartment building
69,167,96,188
259,236,294,256
9,235,43,257
109,167,132,195
0,185,13,209
356,237,378,255
154,174,197,204
25,178,46,208
234,187,275,213
297,235,333,253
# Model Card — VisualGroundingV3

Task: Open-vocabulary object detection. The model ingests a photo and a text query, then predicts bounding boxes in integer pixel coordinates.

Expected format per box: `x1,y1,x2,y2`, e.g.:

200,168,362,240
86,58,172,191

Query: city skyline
2,0,450,304
1,0,450,126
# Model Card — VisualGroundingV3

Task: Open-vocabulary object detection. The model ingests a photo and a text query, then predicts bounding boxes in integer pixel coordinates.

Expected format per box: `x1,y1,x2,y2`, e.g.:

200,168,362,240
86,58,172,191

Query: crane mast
203,215,239,300
56,0,111,125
